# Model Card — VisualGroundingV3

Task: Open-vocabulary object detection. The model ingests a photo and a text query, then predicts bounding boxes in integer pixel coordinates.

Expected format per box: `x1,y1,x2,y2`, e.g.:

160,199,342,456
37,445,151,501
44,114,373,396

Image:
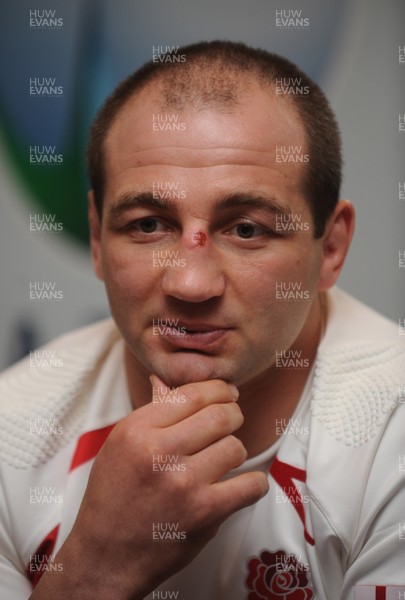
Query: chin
152,352,238,387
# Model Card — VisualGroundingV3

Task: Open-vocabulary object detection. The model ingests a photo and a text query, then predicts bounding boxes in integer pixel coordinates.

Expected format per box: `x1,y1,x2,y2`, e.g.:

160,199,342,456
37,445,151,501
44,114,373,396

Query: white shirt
0,288,404,599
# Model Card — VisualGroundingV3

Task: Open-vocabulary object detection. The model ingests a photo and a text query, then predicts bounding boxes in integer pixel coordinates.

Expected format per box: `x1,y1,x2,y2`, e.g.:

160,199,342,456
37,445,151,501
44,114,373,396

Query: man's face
92,83,324,388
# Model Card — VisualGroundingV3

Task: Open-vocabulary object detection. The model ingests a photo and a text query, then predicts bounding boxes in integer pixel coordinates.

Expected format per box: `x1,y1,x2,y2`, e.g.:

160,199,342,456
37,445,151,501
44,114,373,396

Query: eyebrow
107,190,290,222
214,193,290,217
107,192,175,221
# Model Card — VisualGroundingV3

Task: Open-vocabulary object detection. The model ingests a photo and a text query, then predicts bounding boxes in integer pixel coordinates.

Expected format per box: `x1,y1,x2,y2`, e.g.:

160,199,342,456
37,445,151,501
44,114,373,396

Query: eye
137,217,160,233
231,222,265,239
126,217,167,233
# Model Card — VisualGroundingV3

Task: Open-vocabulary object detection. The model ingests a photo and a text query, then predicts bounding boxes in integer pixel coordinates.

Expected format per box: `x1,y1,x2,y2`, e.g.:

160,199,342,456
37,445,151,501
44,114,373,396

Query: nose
161,233,226,302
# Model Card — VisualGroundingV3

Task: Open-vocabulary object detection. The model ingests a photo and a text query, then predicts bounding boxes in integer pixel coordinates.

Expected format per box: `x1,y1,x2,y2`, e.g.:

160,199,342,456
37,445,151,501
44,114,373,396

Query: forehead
103,82,308,203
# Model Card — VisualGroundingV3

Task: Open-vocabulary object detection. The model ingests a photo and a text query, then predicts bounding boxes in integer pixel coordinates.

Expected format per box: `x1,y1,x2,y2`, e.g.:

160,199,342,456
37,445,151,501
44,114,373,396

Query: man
0,41,404,599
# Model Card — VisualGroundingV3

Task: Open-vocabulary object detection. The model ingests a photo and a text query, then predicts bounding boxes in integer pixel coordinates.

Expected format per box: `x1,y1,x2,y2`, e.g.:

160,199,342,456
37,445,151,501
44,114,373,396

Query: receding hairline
103,69,305,161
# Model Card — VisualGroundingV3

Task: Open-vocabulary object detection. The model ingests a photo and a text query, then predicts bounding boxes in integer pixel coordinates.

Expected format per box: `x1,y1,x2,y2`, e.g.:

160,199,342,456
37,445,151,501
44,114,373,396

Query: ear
318,200,355,291
88,190,104,281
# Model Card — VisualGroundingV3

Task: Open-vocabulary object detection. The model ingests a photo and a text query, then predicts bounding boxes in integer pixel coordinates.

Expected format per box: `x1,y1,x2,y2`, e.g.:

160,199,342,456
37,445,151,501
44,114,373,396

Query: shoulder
305,290,404,546
0,319,120,469
321,287,399,345
1,318,120,380
311,288,403,447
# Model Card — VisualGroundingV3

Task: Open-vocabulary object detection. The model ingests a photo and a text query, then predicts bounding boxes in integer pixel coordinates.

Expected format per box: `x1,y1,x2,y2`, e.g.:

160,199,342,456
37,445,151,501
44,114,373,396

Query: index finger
148,374,239,427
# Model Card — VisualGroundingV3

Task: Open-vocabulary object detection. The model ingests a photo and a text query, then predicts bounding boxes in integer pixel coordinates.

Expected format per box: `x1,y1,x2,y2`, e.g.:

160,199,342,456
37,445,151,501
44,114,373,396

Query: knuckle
124,425,148,453
179,469,195,492
167,469,189,494
114,422,160,463
225,435,247,463
244,473,269,501
180,384,205,408
215,379,234,399
180,379,235,410
190,488,218,528
109,420,136,450
207,404,232,429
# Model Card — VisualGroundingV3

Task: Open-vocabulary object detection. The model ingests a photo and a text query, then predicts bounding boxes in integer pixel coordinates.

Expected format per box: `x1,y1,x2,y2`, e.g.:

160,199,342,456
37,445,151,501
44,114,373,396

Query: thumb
149,373,170,398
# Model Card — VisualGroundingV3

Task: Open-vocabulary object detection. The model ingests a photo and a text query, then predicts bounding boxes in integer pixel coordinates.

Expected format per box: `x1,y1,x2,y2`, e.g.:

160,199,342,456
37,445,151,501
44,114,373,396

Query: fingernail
228,384,239,401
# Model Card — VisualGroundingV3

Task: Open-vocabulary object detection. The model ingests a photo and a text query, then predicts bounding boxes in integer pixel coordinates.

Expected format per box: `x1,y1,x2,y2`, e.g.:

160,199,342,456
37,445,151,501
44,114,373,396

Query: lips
177,322,225,333
152,321,231,350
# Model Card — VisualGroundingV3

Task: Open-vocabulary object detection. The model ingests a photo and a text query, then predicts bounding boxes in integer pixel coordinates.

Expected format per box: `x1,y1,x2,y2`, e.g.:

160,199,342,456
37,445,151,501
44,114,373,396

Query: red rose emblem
246,550,314,600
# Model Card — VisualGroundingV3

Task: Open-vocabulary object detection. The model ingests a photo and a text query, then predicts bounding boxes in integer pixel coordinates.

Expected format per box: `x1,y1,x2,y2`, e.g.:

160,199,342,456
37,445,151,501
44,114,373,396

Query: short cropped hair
87,40,342,238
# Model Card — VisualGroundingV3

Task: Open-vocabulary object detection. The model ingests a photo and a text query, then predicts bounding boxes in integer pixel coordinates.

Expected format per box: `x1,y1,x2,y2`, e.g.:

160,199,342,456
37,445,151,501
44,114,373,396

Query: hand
31,376,268,599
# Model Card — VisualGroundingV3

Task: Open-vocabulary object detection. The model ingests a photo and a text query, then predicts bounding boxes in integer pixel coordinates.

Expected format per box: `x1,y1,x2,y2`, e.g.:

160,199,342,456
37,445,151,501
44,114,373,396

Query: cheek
236,244,320,297
101,241,156,305
236,246,321,331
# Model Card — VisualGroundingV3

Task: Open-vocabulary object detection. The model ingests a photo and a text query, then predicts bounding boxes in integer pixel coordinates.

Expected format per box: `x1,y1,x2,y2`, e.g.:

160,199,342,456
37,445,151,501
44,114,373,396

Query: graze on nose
193,231,206,247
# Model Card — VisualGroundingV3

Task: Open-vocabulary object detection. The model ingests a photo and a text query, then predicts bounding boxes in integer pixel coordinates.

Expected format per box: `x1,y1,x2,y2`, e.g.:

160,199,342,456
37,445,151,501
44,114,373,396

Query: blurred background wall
0,0,404,369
